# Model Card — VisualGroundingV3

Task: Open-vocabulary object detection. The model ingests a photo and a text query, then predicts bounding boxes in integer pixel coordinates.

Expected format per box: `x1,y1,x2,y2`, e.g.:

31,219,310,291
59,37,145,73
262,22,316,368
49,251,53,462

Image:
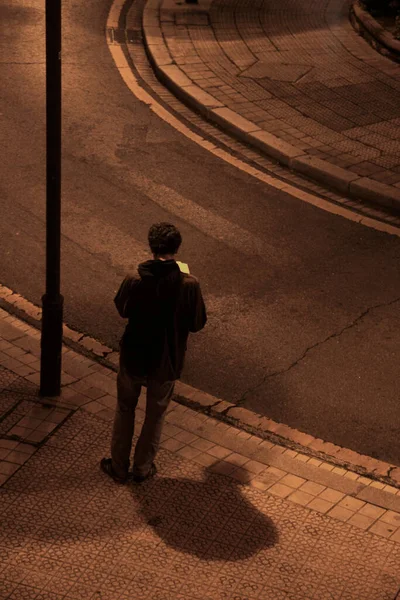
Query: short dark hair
148,222,182,256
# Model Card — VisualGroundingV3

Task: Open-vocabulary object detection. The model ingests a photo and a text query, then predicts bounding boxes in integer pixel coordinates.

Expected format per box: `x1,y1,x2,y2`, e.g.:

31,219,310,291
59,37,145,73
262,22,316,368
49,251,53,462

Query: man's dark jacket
115,259,207,382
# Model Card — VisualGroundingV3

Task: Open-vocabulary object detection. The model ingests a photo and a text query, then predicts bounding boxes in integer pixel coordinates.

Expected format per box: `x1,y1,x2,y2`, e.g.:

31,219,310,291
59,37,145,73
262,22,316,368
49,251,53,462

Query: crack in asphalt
236,296,400,406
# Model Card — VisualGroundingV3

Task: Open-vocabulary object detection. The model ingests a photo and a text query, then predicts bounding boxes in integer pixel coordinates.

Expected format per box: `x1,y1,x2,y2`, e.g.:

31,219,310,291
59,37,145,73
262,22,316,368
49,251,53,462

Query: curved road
1,0,400,464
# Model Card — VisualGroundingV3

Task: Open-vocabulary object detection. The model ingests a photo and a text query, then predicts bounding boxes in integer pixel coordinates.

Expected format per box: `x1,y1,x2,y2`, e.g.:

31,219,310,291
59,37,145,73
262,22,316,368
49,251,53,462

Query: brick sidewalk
141,0,400,211
1,310,400,598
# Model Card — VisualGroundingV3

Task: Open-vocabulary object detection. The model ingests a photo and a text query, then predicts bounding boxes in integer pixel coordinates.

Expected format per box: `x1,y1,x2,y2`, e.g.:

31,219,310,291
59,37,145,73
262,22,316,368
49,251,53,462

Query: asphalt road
1,0,400,464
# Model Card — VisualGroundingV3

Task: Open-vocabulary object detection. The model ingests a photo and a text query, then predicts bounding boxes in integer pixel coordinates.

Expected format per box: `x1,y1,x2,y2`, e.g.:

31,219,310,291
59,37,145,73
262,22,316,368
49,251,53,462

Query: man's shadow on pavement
129,461,279,561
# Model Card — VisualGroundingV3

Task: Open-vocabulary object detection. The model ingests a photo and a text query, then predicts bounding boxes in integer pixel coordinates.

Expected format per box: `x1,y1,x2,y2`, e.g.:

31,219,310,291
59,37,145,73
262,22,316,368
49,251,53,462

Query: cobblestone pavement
1,308,400,599
141,0,400,206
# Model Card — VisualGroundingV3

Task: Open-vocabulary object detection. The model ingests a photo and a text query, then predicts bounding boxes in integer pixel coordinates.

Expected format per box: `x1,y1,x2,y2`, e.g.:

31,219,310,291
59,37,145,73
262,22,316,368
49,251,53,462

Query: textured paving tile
156,0,400,194
0,409,399,600
1,309,400,600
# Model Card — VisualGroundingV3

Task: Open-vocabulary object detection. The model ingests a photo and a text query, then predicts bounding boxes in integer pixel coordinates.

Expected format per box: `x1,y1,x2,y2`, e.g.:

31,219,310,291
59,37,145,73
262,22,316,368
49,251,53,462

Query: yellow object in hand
176,261,190,274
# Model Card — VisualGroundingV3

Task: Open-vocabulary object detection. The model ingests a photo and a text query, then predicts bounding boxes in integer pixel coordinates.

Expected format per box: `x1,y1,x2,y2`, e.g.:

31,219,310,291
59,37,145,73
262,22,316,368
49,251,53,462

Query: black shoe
132,463,157,483
100,458,128,484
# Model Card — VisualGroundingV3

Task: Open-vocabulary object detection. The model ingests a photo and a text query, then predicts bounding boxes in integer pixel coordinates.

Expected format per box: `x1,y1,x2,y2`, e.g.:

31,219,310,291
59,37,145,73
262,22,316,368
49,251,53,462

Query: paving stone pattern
121,0,400,228
159,0,400,187
0,368,73,484
1,307,400,597
1,410,400,600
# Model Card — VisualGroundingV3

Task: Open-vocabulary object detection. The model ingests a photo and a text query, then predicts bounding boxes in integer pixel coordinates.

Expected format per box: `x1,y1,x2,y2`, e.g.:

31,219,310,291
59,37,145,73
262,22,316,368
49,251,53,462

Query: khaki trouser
111,356,175,479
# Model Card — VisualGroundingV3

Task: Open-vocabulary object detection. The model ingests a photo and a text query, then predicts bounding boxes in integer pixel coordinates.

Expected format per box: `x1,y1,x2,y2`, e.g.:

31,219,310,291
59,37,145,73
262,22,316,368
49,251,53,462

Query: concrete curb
1,283,399,488
350,1,400,63
141,0,400,214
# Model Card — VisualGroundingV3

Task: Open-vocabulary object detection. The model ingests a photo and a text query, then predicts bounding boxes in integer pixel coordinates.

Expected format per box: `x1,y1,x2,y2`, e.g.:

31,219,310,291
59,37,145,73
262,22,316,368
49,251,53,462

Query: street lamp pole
40,0,64,397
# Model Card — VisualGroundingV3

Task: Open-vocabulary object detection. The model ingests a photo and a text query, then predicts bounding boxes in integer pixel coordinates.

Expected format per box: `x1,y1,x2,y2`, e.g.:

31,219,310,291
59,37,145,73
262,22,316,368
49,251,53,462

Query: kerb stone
290,156,359,194
350,177,400,210
210,107,261,134
251,130,305,166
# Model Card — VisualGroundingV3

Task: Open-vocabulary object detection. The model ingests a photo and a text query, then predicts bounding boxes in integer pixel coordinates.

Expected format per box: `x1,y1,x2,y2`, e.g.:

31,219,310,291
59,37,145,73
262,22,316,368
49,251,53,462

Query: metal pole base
40,293,64,397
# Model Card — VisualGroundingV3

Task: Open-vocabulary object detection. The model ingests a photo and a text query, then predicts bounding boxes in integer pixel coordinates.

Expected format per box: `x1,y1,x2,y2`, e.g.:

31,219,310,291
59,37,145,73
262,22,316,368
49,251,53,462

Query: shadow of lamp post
40,0,64,397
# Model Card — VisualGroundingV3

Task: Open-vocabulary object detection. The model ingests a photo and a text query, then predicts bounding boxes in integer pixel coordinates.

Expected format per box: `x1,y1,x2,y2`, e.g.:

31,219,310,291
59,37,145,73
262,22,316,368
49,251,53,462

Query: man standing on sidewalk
101,223,207,484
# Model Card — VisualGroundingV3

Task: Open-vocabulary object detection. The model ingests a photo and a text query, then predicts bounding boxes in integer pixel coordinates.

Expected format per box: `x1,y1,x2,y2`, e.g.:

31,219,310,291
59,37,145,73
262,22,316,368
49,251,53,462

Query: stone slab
210,107,261,134
291,156,360,194
160,64,193,87
357,486,400,512
350,177,400,210
143,25,164,45
146,43,173,66
251,130,305,166
143,9,161,28
182,85,224,110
